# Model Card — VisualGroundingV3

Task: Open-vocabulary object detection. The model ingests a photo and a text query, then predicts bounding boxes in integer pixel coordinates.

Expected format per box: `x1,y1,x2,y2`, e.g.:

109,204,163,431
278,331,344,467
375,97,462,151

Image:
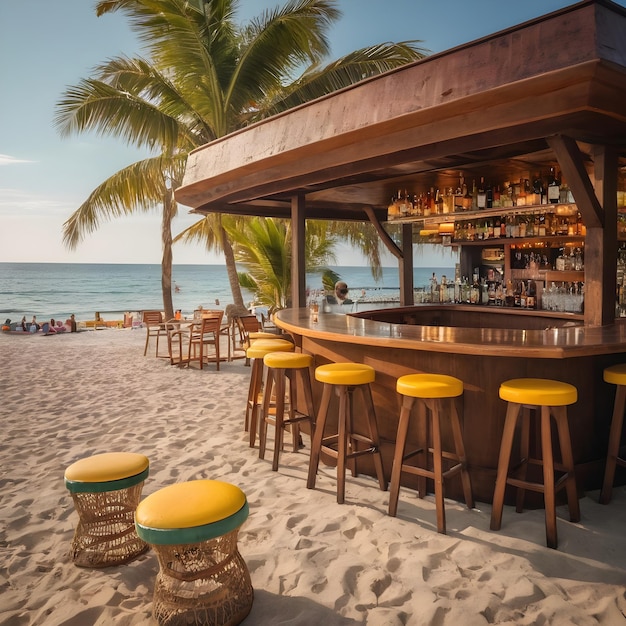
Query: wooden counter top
274,308,626,359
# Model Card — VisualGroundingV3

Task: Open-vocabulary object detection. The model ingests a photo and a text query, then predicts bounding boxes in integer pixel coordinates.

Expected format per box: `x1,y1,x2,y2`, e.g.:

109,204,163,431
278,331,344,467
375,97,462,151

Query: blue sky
1,0,621,266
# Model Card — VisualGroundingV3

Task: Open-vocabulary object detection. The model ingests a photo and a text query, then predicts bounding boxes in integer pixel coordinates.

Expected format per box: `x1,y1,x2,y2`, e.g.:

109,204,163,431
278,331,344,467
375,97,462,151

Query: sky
1,0,623,267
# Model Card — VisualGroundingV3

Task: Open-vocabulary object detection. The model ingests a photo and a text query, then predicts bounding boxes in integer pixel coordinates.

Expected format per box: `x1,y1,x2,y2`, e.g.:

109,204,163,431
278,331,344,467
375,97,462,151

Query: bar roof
175,0,626,222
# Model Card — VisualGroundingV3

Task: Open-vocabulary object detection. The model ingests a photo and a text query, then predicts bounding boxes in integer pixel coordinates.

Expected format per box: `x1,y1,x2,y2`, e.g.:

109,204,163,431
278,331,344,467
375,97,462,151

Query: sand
0,327,625,625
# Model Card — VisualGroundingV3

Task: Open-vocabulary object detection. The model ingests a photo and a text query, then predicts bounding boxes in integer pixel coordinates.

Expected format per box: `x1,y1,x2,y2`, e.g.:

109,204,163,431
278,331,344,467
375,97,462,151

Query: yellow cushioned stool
490,378,580,549
259,352,316,471
135,479,253,626
64,452,149,568
307,363,387,504
388,373,473,535
600,364,626,504
244,338,294,447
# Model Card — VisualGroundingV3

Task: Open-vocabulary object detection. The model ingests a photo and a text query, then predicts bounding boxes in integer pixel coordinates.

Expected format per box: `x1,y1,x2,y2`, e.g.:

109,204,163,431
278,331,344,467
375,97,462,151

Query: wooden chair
232,315,276,364
188,310,224,370
142,310,165,357
165,318,191,367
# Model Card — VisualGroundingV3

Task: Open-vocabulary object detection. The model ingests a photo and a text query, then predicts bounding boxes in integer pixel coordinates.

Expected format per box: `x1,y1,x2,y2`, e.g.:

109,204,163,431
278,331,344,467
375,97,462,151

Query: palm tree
226,216,340,312
56,0,427,318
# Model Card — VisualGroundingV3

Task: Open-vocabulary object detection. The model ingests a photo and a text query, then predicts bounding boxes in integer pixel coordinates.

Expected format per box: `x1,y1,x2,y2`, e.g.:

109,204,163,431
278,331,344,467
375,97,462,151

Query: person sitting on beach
30,316,40,332
44,319,58,334
65,314,77,332
21,316,27,331
50,318,66,332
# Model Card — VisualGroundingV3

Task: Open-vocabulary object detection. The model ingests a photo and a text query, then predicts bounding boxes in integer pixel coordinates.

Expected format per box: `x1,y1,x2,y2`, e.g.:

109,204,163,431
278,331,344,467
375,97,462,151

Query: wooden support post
548,137,618,326
291,193,307,309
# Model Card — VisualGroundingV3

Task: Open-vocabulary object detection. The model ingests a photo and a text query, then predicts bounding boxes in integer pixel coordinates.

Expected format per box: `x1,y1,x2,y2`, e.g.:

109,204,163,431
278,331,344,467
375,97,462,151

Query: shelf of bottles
434,272,584,313
386,168,573,223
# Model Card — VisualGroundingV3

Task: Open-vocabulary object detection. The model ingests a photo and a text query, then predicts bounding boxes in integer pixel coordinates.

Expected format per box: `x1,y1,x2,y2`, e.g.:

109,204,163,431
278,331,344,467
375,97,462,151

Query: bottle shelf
388,202,578,226
509,269,584,282
459,236,584,246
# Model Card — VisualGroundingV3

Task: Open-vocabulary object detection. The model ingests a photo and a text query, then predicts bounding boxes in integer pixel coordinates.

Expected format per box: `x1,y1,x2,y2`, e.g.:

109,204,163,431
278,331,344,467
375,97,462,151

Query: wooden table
275,307,626,503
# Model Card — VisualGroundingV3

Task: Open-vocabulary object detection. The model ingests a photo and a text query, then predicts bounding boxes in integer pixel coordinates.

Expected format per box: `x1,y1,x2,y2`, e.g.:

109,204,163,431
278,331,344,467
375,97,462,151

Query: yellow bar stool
600,364,626,504
135,480,253,626
64,452,149,567
388,373,474,535
244,338,294,447
259,351,316,471
307,362,387,504
490,378,580,549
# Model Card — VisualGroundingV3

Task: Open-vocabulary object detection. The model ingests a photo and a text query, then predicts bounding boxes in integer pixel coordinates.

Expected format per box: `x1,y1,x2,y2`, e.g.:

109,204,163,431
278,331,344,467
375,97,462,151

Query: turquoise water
0,262,454,322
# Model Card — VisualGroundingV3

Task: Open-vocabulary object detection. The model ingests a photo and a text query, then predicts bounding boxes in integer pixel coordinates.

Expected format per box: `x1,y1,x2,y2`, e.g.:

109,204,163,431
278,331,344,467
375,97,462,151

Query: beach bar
175,0,626,503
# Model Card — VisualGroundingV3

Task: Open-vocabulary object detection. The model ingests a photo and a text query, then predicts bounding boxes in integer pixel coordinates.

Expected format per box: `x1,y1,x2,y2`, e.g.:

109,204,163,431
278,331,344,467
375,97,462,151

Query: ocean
0,262,455,323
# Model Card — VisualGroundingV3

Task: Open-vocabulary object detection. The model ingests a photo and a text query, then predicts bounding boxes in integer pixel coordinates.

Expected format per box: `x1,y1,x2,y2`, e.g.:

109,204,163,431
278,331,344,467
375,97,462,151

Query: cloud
0,188,70,217
0,154,36,166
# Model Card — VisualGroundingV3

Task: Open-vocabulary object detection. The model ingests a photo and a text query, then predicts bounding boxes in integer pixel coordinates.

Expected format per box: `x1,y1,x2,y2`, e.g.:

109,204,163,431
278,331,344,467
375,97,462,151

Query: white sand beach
1,327,625,625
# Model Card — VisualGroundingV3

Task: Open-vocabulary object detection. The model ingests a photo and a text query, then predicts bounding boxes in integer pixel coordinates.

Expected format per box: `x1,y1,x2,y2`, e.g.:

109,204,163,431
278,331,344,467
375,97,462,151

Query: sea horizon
0,261,455,323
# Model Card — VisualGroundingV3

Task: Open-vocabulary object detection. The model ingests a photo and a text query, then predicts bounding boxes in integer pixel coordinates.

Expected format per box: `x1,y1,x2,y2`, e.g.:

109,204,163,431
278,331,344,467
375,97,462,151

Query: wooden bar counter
275,306,626,503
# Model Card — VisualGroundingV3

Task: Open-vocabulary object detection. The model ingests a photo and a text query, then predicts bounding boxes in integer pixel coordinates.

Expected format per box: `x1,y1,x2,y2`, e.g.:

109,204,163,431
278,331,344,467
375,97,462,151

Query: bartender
334,281,352,304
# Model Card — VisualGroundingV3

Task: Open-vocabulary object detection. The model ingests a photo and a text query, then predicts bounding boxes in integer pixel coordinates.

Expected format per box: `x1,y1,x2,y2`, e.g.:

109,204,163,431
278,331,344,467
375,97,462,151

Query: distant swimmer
174,282,181,293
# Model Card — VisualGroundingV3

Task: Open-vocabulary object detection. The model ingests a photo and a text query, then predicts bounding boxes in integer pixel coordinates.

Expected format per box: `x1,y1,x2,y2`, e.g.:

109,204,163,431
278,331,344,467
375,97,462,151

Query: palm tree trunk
161,190,174,320
221,223,246,309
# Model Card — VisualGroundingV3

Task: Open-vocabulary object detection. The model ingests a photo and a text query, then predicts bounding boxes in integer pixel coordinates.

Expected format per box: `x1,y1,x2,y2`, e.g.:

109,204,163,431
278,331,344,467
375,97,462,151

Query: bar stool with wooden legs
244,338,294,447
307,363,387,504
387,373,473,534
259,351,316,471
600,364,626,504
490,378,580,549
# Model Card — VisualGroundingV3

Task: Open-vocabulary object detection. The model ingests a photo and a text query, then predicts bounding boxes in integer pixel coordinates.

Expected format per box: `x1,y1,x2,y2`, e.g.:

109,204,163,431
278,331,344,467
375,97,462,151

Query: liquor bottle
462,180,473,211
505,280,515,307
454,178,464,212
547,166,560,204
470,273,481,304
471,179,478,210
388,193,400,219
435,188,444,214
538,213,547,237
444,187,454,214
526,280,536,309
492,184,501,208
477,177,487,210
486,181,493,209
532,172,545,205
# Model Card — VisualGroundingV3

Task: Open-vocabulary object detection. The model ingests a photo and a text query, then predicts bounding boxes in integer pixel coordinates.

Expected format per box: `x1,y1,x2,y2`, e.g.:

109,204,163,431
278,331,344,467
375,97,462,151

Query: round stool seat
136,480,253,625
65,452,149,493
249,331,278,341
135,479,249,545
603,363,626,386
246,339,294,360
263,352,312,369
397,373,463,399
64,452,149,568
315,362,375,386
499,378,577,406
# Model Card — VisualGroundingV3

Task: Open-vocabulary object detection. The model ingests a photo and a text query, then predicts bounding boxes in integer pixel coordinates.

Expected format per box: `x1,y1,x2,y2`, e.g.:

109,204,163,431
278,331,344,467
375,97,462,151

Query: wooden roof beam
548,134,604,227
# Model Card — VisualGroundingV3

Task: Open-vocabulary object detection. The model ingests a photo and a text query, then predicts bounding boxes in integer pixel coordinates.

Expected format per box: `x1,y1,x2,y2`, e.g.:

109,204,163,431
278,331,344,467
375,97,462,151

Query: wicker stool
64,452,149,568
388,373,474,534
307,362,387,504
244,338,294,447
259,351,316,471
600,364,626,504
135,479,253,626
490,378,580,549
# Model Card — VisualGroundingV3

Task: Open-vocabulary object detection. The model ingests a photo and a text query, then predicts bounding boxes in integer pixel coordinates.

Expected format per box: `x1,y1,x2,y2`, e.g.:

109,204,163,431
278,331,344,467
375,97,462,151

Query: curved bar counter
275,307,626,503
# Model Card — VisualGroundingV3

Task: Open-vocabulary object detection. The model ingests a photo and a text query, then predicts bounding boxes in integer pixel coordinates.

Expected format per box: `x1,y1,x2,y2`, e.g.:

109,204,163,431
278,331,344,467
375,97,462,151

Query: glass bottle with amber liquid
547,167,560,204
